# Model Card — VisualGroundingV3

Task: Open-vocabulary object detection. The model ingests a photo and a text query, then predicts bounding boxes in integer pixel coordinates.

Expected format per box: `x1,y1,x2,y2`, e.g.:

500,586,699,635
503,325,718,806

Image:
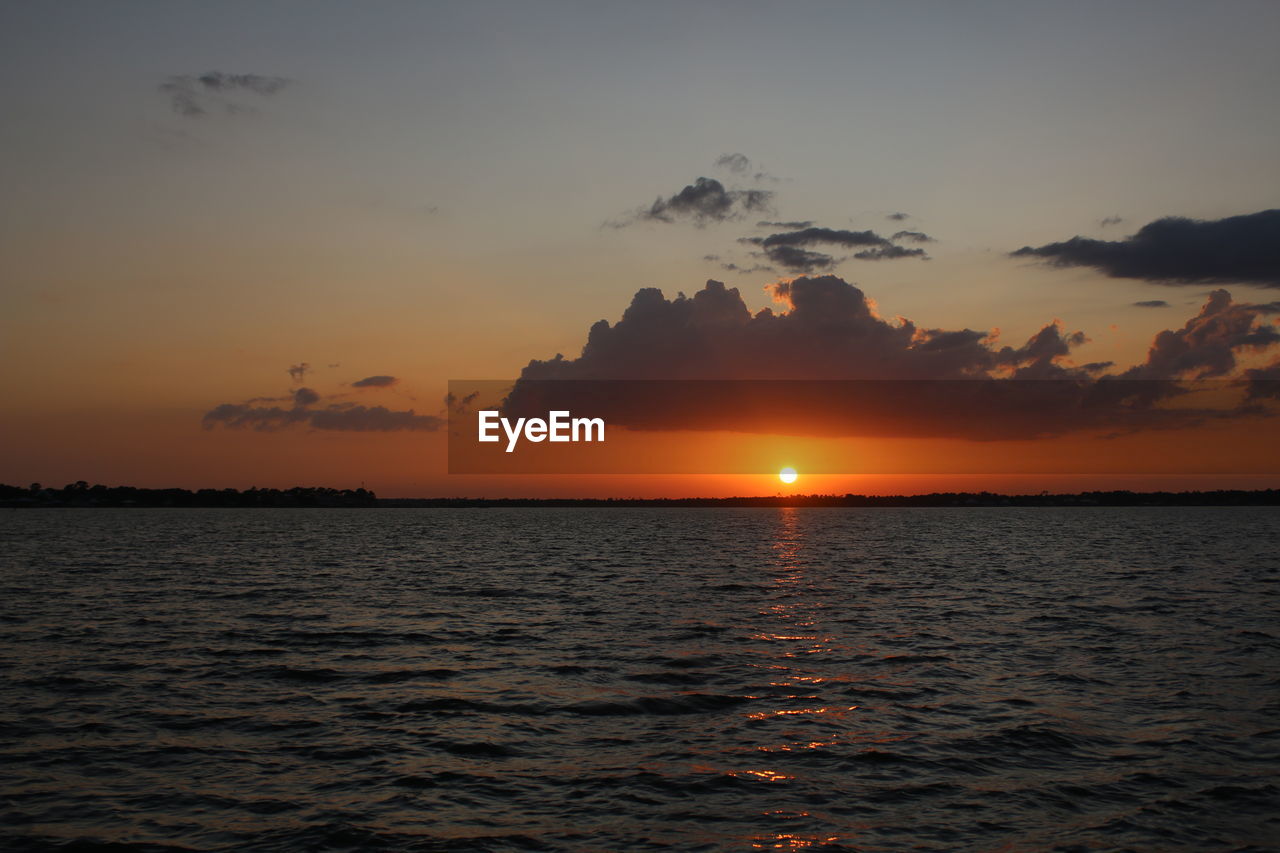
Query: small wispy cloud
159,71,290,118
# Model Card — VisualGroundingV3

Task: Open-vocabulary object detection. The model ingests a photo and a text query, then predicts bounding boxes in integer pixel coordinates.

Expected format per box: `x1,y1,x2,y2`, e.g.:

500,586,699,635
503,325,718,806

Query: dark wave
2,506,1277,851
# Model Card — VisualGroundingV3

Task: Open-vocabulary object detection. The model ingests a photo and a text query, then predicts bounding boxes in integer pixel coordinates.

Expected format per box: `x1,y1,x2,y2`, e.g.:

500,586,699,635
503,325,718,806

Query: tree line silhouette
1,482,378,508
4,482,1276,508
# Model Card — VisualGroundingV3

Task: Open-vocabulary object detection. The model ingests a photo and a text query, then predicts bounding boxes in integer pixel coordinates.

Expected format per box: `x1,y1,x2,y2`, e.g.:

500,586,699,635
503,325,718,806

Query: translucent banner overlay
447,379,1280,475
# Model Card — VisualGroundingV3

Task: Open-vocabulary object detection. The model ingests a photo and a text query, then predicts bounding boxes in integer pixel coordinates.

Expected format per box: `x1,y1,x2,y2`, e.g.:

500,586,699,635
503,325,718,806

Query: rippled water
1,508,1277,851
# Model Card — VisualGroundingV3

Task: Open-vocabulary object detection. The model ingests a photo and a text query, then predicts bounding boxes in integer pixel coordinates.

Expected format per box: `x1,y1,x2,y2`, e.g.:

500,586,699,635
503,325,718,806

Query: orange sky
3,3,1279,497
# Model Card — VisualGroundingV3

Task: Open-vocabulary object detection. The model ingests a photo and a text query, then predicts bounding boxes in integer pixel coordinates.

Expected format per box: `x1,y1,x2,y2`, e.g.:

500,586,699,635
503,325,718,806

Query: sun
779,467,798,485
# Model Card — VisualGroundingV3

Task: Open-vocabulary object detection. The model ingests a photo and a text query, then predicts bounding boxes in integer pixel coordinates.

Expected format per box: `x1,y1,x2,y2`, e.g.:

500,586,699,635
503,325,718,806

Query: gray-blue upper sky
3,0,1279,475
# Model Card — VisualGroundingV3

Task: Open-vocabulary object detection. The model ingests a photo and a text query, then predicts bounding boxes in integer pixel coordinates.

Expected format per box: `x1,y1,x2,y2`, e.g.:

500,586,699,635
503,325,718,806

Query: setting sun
779,467,798,485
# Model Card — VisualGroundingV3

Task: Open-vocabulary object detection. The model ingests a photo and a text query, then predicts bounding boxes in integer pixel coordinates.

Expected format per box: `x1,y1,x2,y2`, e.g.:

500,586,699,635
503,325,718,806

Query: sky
2,0,1279,497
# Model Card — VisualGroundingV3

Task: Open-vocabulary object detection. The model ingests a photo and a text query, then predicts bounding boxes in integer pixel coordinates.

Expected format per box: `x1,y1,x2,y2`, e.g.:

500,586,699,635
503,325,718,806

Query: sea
1,508,1277,851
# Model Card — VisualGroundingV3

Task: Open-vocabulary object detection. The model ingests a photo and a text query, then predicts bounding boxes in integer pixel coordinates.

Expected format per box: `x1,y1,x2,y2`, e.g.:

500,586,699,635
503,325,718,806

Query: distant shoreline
378,492,1280,508
4,483,1279,508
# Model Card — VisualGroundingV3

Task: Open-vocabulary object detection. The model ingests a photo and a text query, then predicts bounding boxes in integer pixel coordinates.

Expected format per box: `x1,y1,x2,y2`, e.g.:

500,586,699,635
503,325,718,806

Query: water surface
2,508,1277,850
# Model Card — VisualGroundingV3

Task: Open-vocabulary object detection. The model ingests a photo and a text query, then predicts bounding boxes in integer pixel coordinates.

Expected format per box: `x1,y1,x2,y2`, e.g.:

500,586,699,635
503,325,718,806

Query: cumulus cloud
891,230,934,243
617,177,773,226
351,375,398,388
521,276,1092,382
1245,360,1280,399
1011,209,1280,287
742,226,929,272
159,72,290,118
1118,289,1280,380
505,278,1280,441
287,363,310,383
1100,215,1124,227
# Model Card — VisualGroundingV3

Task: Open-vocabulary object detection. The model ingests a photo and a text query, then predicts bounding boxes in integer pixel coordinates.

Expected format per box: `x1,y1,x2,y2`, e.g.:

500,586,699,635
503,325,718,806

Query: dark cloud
887,212,910,221
1011,209,1280,287
160,72,290,118
203,399,442,432
521,277,1092,382
757,245,835,273
757,220,814,229
504,278,1280,441
306,406,440,432
714,153,751,175
619,177,774,226
1100,216,1124,227
713,153,777,182
1133,300,1170,308
1245,360,1280,399
293,387,320,406
203,403,311,431
753,227,888,250
720,262,775,275
287,363,310,383
351,375,398,388
205,380,443,432
1118,289,1280,380
446,391,480,415
854,245,929,261
891,230,934,243
743,226,929,272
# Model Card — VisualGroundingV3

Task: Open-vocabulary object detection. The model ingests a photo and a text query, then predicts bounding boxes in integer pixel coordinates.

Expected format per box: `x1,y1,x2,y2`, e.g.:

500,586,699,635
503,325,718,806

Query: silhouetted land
0,482,378,508
3,482,1279,508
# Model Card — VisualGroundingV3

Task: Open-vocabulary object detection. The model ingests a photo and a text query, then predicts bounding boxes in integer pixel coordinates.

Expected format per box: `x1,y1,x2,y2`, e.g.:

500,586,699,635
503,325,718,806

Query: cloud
1100,216,1124,227
287,363,310,383
504,278,1280,441
755,245,835,273
293,387,321,406
887,212,910,221
446,391,480,415
853,245,929,261
891,230,934,244
204,384,444,432
1133,300,1170,308
521,276,1093,382
713,153,777,182
757,220,814,229
617,177,774,226
160,72,290,118
1245,359,1280,399
720,262,775,275
742,226,929,272
1118,289,1280,380
714,153,751,174
351,375,398,388
305,406,441,432
1011,209,1280,287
